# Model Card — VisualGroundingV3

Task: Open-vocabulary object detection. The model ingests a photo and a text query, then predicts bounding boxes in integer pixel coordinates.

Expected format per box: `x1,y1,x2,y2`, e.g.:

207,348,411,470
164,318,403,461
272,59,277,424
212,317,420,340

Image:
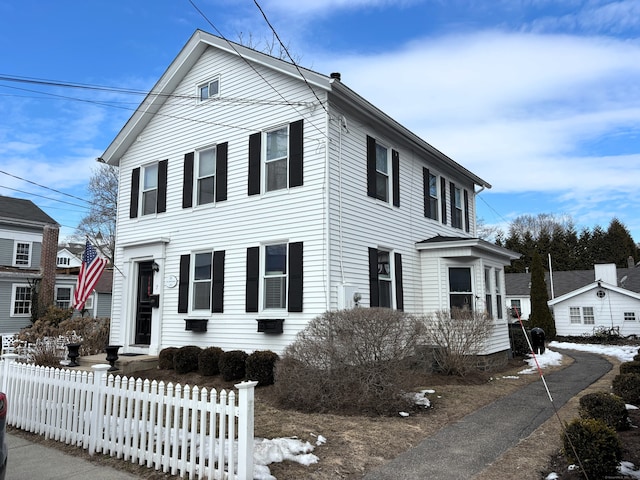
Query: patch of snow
399,411,410,417
545,473,559,479
550,341,639,362
518,348,563,374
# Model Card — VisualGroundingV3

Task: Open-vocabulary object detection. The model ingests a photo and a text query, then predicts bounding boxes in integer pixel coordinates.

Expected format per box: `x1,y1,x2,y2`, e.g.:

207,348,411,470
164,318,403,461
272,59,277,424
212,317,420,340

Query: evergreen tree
529,251,556,338
606,218,638,267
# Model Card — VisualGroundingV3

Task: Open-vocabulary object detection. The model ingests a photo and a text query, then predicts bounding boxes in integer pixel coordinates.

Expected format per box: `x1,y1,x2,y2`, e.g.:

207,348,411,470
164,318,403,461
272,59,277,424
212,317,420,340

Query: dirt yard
9,353,639,479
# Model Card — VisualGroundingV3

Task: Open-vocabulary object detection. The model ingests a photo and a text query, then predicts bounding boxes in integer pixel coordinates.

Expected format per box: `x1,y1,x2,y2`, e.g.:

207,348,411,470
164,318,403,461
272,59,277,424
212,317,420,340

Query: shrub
273,308,427,415
562,418,622,479
578,392,629,431
246,350,279,386
158,347,179,370
58,316,110,356
198,346,223,376
508,323,530,357
620,361,640,375
612,373,640,405
219,350,248,381
425,309,495,376
173,346,202,374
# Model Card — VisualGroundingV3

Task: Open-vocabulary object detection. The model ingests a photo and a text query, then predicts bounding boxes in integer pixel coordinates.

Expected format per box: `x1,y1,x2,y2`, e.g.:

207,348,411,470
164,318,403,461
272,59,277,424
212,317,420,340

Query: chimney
629,256,635,268
39,224,60,311
330,72,341,81
594,263,617,286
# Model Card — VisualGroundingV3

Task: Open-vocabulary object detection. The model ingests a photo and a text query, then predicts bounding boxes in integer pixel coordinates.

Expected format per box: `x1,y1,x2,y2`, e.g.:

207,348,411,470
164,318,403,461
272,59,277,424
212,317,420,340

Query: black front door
135,261,154,345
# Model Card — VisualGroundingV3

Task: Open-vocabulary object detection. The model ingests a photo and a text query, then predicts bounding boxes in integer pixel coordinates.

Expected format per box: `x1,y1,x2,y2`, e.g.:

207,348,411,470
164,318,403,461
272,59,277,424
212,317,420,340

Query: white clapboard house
101,30,520,360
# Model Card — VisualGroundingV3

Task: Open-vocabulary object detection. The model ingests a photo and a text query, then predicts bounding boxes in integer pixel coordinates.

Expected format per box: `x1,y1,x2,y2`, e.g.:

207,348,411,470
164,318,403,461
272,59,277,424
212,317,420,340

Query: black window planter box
185,319,208,332
257,318,284,334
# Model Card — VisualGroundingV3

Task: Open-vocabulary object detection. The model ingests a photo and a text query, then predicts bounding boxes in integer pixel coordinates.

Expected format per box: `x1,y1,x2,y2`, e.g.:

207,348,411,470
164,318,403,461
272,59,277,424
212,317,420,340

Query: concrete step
73,352,158,377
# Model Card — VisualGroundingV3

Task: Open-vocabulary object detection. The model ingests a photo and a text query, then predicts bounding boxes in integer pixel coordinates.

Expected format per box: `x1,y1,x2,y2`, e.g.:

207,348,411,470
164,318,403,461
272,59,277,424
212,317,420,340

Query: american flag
72,240,108,311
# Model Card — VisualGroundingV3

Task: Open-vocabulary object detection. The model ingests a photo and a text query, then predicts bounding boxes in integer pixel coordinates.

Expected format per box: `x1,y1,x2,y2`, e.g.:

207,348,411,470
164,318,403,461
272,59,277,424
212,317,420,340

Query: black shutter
288,242,303,312
366,135,376,198
464,189,470,233
392,149,400,207
178,254,190,313
245,247,260,312
216,142,228,202
368,247,379,307
450,182,456,228
129,167,140,219
212,250,225,313
441,177,447,225
423,168,430,218
289,120,303,188
157,159,168,213
182,152,194,209
395,252,404,311
248,133,261,196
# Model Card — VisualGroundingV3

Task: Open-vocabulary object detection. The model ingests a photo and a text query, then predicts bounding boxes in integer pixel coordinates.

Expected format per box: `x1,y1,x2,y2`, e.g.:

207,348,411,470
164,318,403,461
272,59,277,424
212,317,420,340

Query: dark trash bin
531,327,545,354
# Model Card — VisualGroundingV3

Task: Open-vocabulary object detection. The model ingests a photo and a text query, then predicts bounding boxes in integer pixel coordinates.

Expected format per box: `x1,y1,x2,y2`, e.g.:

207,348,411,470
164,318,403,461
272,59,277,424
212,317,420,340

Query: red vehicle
0,392,6,480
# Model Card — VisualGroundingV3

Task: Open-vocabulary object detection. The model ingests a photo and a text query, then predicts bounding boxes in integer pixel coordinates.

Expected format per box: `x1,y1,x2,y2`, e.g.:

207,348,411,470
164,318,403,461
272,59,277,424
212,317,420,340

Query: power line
252,0,328,115
0,185,90,209
187,0,328,140
0,170,90,205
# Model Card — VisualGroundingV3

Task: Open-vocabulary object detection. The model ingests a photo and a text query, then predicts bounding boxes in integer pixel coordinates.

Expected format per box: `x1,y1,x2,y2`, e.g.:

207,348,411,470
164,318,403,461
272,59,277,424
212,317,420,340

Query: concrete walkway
6,432,139,480
364,349,612,480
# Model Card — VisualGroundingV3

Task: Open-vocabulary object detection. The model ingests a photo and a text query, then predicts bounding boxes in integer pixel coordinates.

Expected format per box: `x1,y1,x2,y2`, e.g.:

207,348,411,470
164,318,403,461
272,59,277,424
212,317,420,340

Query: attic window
199,78,220,102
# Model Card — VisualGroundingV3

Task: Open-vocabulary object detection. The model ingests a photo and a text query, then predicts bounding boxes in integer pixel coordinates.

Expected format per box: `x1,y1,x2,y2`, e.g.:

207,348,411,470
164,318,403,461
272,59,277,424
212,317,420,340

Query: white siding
553,288,640,337
112,47,329,354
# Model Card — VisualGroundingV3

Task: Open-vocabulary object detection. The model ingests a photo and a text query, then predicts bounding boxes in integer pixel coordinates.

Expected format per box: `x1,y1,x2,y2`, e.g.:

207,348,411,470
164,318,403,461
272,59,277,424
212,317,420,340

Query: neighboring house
0,196,63,333
56,243,83,268
101,30,520,359
506,261,640,337
548,263,640,337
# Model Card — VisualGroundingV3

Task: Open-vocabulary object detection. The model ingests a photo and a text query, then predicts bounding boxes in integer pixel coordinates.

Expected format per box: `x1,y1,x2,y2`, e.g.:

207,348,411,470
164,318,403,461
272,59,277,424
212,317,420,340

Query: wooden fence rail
0,354,257,479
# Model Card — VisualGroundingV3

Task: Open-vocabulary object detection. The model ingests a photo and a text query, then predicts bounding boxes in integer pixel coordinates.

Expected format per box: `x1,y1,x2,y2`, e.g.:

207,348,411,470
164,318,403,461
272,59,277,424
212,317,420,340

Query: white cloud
311,30,640,196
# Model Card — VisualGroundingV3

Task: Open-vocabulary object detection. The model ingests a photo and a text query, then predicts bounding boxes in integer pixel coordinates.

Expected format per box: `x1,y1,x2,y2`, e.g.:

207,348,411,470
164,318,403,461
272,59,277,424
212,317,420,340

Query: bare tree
424,309,495,376
236,31,302,64
74,164,117,263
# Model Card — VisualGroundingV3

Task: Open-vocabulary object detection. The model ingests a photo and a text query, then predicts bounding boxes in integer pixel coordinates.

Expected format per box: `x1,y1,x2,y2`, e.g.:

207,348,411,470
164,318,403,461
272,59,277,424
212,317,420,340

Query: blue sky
1,0,639,244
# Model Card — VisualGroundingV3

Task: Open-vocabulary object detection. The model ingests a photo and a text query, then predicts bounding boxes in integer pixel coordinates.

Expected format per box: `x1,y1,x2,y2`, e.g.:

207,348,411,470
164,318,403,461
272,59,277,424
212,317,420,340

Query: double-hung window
375,143,389,202
55,287,72,309
248,120,303,196
265,126,289,192
377,250,393,308
424,169,439,220
366,136,400,207
130,160,167,219
12,285,31,316
583,307,595,324
245,242,303,313
449,267,472,311
198,77,219,102
142,163,158,216
14,241,31,266
197,147,216,205
368,248,403,310
510,299,522,318
495,269,503,319
569,307,581,324
624,312,636,322
484,268,493,317
193,252,213,310
264,244,287,309
453,186,463,229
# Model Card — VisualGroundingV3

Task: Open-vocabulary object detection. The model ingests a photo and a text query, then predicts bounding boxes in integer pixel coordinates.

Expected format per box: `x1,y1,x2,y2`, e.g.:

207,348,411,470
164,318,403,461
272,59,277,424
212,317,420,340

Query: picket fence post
89,364,110,456
235,380,258,480
0,353,18,394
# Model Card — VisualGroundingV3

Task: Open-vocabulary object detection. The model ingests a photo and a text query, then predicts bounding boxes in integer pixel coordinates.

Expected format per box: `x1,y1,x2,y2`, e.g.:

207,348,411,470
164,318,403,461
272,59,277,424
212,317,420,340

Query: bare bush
424,309,495,376
274,308,427,415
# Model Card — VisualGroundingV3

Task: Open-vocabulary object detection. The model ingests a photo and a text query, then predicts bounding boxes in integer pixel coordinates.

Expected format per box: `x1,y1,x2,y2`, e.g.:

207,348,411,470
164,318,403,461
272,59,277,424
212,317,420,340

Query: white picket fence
0,354,257,479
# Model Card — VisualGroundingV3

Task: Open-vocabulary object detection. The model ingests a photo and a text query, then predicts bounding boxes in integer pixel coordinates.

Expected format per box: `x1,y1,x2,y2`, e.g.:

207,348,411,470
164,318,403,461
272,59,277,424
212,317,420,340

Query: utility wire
0,185,90,209
253,0,328,115
187,0,328,140
0,170,91,205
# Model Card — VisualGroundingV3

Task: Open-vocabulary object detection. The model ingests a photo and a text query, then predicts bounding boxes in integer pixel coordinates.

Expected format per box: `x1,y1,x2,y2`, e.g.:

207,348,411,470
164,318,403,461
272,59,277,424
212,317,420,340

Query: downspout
324,107,332,311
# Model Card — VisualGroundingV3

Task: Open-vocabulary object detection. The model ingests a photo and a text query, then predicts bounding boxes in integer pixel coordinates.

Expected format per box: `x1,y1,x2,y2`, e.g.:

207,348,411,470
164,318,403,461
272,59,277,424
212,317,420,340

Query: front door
135,261,154,345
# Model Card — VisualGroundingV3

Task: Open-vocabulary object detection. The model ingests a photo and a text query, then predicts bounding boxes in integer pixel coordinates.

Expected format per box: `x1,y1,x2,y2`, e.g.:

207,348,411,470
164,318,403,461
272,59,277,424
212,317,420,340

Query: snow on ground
260,342,640,480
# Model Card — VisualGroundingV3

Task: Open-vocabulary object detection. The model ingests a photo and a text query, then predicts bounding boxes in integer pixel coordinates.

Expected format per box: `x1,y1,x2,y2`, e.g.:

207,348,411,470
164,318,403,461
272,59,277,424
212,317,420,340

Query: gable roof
0,195,57,226
548,280,640,305
506,267,640,298
100,29,491,190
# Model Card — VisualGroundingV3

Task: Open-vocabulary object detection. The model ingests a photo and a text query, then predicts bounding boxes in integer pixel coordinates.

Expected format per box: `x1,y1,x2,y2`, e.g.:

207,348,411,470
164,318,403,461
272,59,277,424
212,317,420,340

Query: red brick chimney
39,224,60,311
